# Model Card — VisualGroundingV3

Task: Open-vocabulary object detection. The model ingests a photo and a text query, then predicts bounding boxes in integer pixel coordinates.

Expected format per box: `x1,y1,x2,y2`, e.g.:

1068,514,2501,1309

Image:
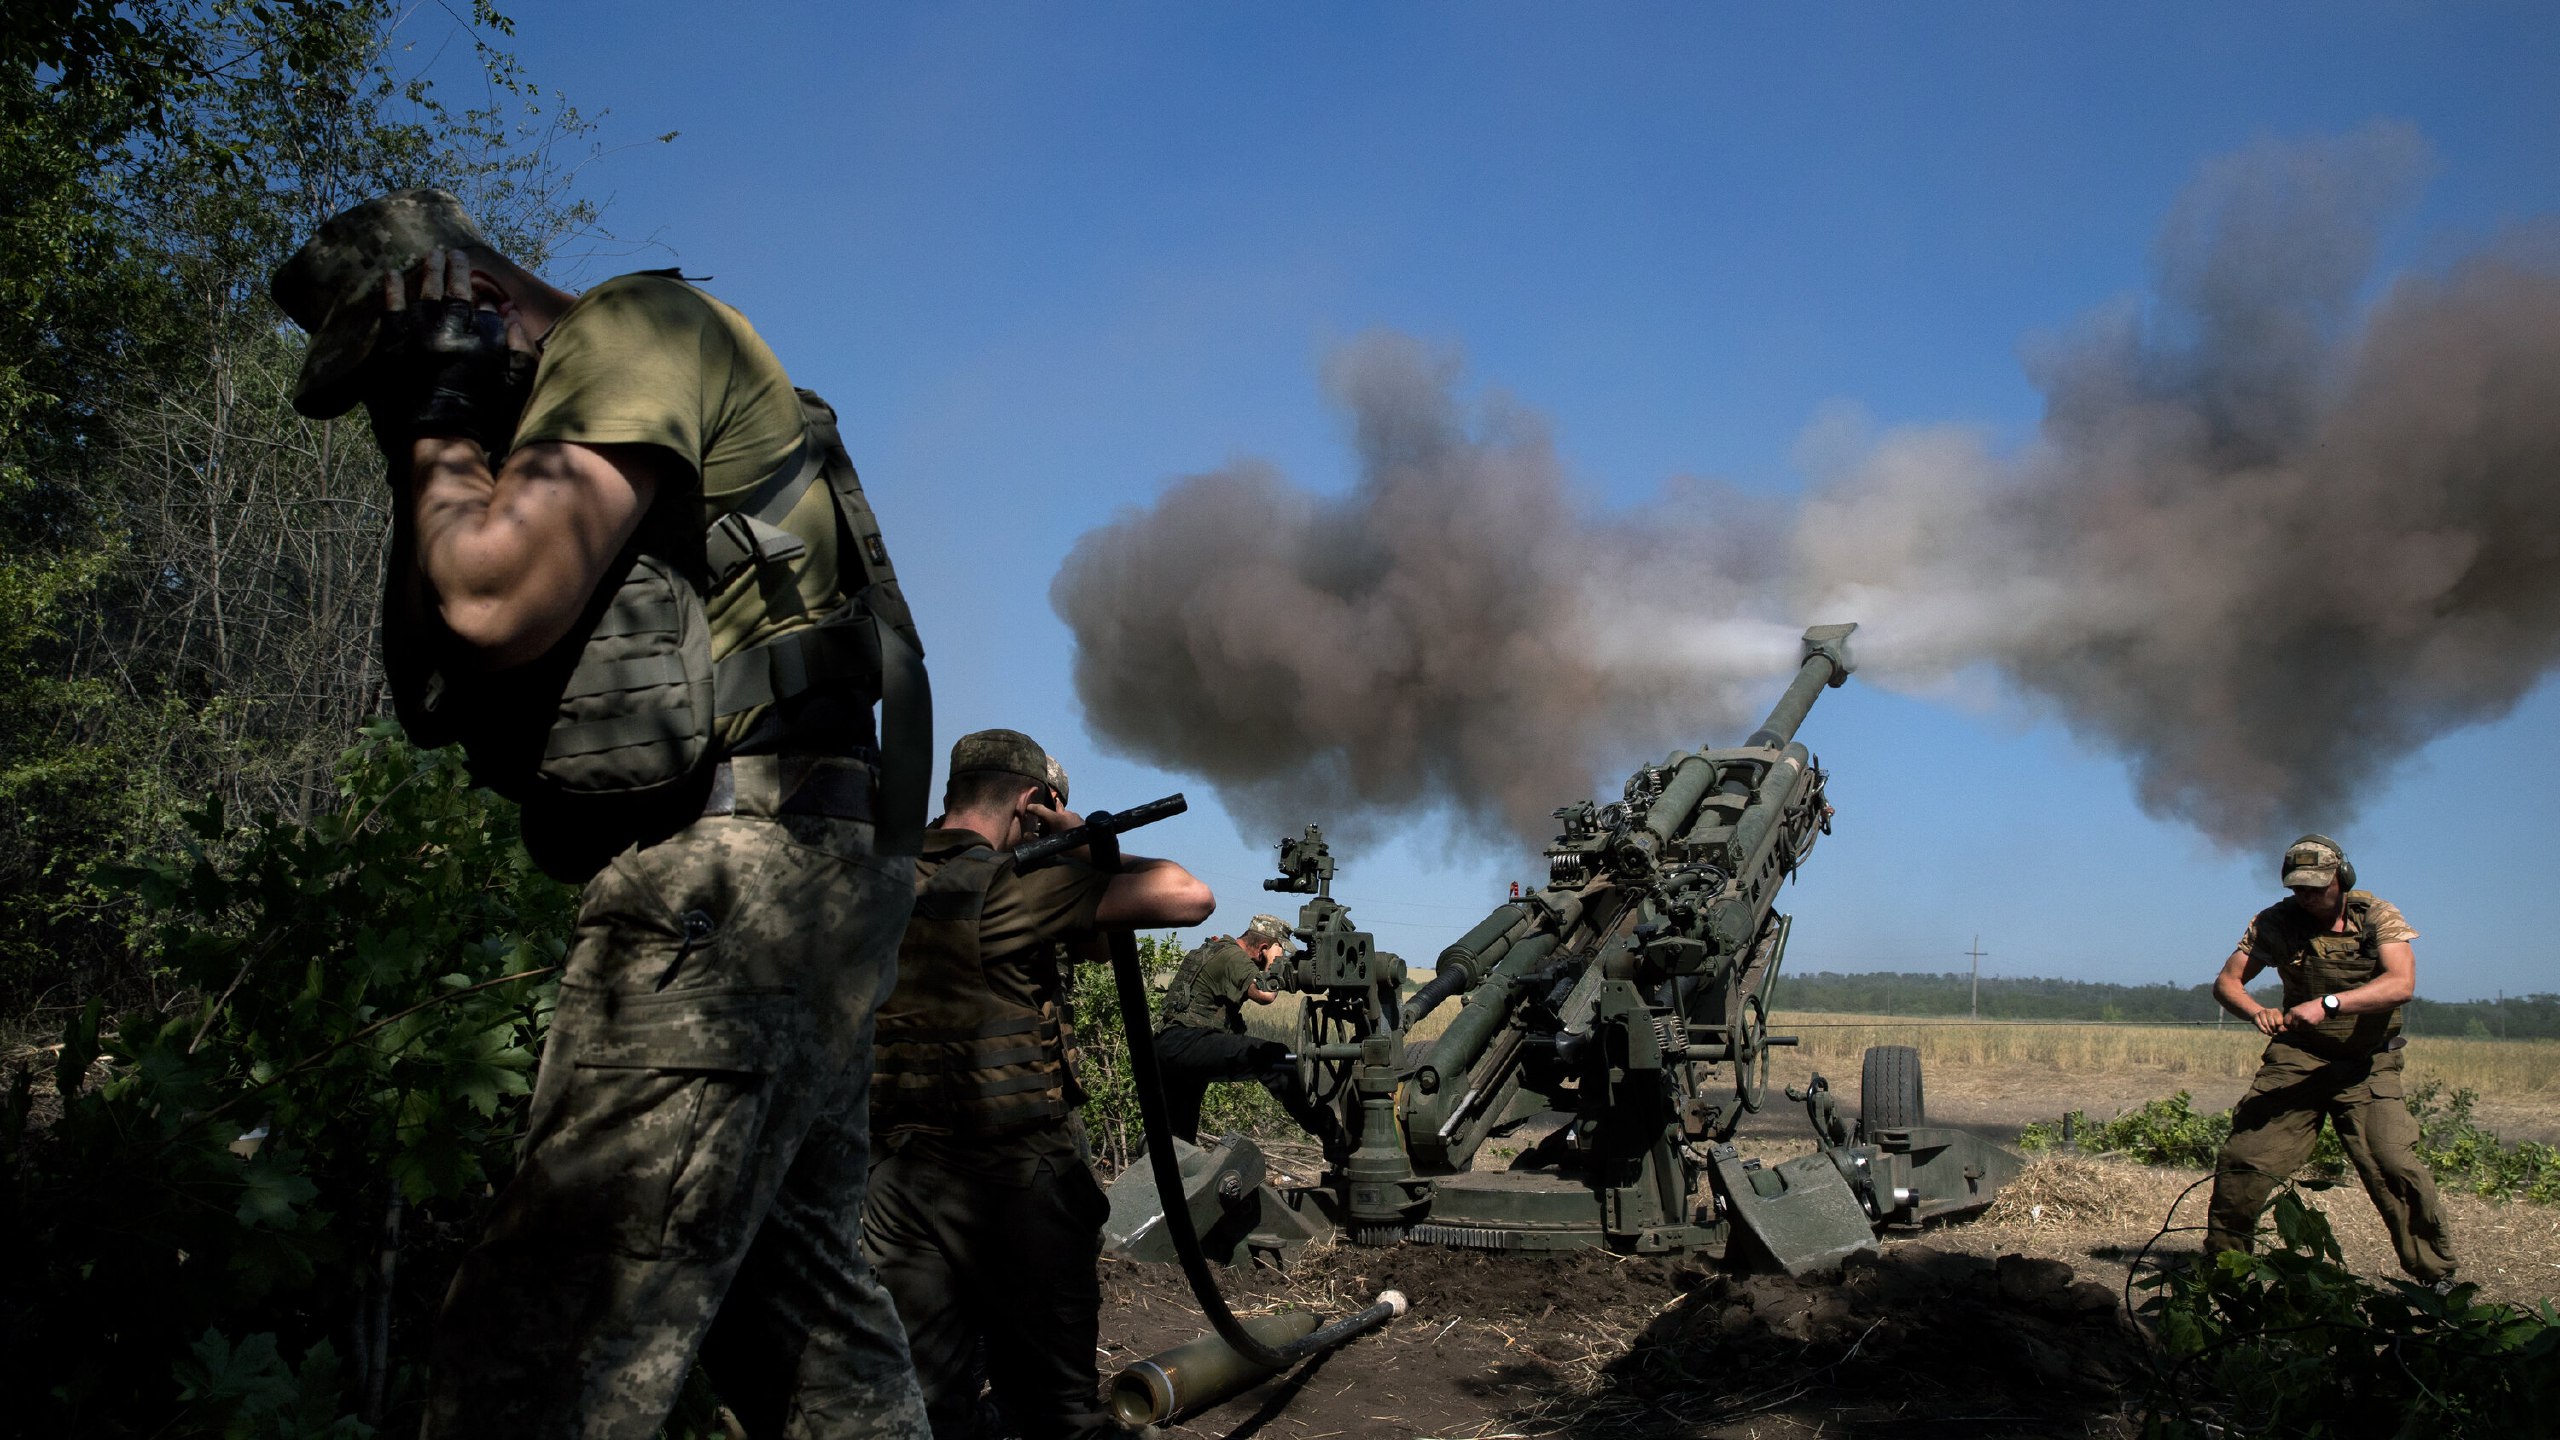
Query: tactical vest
1159,937,1249,1034
2269,891,2400,1059
872,844,1078,1138
383,388,929,881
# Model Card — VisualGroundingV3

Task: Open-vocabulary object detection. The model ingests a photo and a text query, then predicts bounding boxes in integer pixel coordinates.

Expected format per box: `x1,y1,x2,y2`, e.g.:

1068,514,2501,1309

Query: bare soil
1103,1062,2560,1439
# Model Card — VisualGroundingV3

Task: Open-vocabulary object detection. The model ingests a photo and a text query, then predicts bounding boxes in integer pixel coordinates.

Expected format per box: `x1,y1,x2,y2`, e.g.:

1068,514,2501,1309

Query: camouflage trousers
423,813,930,1439
2203,1041,2456,1283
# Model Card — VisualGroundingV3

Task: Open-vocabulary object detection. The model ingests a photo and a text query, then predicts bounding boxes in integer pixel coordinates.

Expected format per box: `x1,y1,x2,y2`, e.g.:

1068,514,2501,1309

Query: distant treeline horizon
1766,970,2560,1040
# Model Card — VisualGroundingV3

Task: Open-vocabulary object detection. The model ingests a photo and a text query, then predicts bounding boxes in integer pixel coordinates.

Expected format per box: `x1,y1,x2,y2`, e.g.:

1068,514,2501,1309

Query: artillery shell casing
1110,1310,1324,1425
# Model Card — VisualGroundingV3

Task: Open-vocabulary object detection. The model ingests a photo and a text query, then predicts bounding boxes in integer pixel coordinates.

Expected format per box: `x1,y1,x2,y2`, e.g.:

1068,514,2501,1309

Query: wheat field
1766,1012,2560,1097
1248,994,2560,1099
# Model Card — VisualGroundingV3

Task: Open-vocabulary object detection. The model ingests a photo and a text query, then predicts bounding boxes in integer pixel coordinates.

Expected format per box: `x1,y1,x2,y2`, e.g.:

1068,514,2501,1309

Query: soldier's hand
1023,799,1084,838
2282,1000,2327,1031
2250,1006,2286,1037
366,247,539,464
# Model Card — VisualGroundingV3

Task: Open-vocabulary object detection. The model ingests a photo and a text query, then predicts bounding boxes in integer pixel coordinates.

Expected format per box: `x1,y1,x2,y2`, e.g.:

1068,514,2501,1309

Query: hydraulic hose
1090,827,1405,1374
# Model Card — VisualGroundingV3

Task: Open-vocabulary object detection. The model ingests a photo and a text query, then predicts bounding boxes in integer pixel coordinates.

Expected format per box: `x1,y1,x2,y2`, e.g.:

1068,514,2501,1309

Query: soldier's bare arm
409,437,661,664
392,249,664,666
1021,798,1216,928
2212,946,2282,1036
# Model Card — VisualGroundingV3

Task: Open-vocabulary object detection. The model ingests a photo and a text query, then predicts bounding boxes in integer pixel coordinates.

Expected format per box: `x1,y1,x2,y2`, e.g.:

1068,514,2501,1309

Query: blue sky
483,3,2559,1000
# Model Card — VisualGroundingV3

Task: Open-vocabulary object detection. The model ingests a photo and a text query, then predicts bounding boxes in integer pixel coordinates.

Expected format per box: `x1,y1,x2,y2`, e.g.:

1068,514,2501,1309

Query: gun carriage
1148,624,2020,1275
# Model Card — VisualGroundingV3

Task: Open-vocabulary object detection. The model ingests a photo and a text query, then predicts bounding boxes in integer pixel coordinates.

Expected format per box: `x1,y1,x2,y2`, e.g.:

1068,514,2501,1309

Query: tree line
1776,969,2560,1039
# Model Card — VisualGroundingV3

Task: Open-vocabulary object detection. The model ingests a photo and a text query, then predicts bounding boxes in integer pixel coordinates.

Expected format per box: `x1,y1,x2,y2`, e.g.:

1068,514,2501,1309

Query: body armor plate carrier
873,845,1078,1138
384,389,930,880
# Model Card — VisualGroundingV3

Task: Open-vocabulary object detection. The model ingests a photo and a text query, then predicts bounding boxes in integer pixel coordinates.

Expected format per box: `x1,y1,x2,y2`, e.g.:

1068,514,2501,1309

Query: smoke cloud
1049,335,1791,845
1805,123,2560,843
1054,124,2560,850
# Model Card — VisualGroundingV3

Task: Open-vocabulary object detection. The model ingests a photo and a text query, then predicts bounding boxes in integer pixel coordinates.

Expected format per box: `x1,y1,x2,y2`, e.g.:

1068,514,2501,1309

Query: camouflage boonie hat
1243,914,1294,948
2280,835,2345,889
270,188,492,419
949,728,1053,793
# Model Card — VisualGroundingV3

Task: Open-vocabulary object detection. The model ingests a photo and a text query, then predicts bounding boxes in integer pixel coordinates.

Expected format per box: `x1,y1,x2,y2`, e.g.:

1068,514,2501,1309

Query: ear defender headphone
2285,832,2357,893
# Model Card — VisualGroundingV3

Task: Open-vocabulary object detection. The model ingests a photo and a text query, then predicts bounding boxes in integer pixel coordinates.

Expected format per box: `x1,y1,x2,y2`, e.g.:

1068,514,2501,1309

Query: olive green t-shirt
512,273,846,745
1161,937,1260,1034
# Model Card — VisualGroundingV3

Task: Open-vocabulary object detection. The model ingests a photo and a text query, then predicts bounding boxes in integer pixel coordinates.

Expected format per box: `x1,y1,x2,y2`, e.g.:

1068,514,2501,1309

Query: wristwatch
2320,993,2341,1015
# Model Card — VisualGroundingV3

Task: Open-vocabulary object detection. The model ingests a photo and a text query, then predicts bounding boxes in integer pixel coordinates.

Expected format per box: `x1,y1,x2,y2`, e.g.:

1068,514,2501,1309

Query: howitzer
1124,623,2022,1272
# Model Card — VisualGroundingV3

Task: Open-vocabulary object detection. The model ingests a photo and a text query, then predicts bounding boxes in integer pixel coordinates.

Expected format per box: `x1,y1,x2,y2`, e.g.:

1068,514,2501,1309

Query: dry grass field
1762,1011,2560,1146
1244,995,2560,1143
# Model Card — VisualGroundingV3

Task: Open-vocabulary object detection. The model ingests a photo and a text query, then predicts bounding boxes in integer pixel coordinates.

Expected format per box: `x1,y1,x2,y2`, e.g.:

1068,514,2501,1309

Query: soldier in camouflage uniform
273,192,933,1437
1154,920,1342,1150
863,731,1212,1440
2203,835,2457,1285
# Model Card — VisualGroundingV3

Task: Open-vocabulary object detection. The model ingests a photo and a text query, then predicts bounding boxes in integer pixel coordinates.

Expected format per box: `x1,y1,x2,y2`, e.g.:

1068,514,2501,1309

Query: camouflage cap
1044,753,1070,807
270,188,492,419
949,728,1054,793
1243,914,1295,948
2280,835,2345,889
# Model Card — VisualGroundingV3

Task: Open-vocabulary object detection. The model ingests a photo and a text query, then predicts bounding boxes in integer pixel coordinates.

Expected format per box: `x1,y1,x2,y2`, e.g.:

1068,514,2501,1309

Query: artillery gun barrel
1408,902,1536,1025
1744,623,1858,750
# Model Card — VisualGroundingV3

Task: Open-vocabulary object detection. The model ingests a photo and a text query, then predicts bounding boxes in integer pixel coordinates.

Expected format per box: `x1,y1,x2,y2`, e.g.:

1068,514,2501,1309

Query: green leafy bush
2141,1189,2560,1437
2021,1083,2557,1205
0,725,574,1435
1069,933,1284,1171
2406,1080,2560,1204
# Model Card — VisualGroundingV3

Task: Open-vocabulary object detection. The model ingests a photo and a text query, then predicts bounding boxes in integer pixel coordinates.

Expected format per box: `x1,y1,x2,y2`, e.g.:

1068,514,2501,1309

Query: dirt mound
1100,1240,2145,1438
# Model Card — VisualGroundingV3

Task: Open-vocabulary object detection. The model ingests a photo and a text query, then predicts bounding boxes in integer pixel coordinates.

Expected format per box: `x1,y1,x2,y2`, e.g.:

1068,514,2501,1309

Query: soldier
863,730,1212,1440
1153,918,1342,1150
2203,834,2457,1286
272,191,933,1437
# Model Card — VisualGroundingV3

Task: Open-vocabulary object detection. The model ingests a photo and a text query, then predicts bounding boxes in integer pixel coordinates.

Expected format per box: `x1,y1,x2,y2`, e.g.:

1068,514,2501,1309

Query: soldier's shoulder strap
703,388,932,855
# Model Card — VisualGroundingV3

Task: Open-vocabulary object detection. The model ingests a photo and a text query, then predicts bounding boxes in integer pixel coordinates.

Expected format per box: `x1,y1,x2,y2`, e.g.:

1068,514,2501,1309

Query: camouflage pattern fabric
2204,1041,2456,1283
422,812,930,1439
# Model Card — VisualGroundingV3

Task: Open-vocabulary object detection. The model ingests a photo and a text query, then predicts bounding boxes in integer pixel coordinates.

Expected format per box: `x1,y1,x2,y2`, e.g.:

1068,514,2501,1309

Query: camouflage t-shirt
892,825,1111,1182
512,273,848,747
1160,937,1261,1034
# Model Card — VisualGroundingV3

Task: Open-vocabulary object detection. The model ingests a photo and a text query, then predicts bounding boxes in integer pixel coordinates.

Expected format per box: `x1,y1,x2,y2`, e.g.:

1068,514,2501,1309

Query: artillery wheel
1295,997,1360,1109
1859,1044,1926,1129
1732,993,1771,1114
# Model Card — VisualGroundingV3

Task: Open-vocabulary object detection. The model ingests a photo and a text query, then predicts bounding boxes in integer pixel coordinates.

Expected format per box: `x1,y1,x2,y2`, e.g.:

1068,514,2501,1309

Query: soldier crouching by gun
272,190,934,1437
1152,918,1344,1153
864,731,1213,1440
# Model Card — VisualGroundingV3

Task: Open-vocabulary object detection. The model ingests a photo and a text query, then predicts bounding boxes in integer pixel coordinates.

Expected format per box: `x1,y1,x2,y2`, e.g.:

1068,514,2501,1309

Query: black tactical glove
362,296,539,462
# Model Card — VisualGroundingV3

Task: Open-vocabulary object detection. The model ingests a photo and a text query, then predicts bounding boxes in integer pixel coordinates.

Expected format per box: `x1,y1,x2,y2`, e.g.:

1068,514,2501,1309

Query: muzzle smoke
1053,125,2560,849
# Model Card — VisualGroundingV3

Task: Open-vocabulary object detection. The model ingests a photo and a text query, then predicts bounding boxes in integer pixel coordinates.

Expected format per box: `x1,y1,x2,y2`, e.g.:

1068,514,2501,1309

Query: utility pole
1966,935,1989,1021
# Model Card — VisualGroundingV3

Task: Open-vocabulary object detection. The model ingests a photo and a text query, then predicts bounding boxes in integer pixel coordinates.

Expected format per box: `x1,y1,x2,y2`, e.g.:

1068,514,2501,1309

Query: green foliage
0,0,607,1013
2022,1082,2558,1205
1069,933,1286,1171
2405,1080,2560,1204
0,725,574,1435
2141,1190,2560,1437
